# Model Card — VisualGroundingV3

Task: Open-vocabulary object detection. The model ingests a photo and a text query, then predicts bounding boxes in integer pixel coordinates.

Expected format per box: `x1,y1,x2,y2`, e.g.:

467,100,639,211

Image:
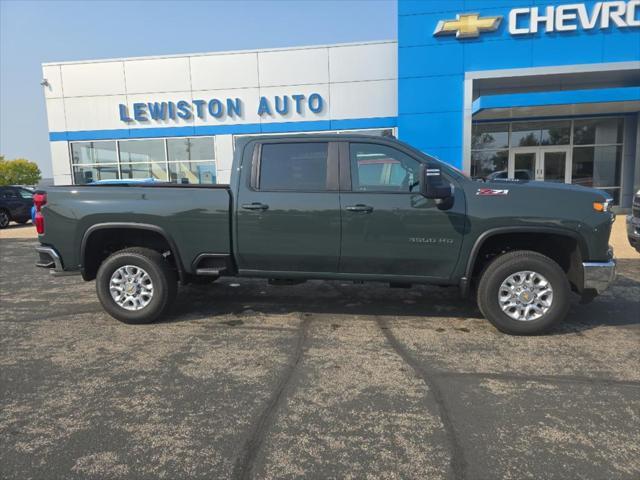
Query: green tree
0,157,42,186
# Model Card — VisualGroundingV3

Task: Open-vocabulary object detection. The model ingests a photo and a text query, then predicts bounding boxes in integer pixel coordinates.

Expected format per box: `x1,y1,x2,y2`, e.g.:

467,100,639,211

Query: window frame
250,140,339,193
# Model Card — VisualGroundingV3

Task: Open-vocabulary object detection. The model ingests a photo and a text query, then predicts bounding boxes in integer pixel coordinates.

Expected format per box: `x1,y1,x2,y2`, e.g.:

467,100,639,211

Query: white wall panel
191,53,259,91
258,84,330,124
45,98,67,132
50,141,71,178
42,65,63,98
53,174,72,186
329,43,397,83
64,95,127,131
124,57,191,94
125,92,194,128
330,79,397,120
61,62,125,97
259,48,329,87
216,169,231,184
215,135,234,174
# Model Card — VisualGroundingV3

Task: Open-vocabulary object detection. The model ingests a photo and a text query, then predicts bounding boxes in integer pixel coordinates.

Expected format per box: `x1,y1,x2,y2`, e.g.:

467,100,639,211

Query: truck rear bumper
582,257,616,294
35,246,79,276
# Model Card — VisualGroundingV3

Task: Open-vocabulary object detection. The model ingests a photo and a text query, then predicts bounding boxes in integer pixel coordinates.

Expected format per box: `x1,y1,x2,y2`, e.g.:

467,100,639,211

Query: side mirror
419,164,453,199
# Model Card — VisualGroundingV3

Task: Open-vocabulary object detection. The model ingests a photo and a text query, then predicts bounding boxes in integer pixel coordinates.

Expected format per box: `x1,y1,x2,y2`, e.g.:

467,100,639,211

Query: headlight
593,199,613,212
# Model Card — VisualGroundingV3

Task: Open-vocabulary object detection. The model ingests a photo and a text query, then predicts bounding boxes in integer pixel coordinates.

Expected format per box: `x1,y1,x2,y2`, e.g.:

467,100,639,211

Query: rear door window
258,143,328,191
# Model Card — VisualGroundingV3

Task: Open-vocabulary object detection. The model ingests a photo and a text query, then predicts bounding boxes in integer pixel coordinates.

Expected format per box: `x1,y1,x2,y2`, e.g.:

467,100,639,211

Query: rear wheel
96,247,177,324
0,209,10,229
477,250,570,335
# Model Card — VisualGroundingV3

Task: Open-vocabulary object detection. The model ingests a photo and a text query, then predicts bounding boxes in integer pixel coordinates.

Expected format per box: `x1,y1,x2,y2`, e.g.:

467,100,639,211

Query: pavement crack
232,313,311,480
376,316,468,480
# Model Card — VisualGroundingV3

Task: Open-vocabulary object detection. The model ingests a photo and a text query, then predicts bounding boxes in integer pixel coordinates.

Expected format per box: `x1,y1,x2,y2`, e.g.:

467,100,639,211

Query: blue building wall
397,0,640,168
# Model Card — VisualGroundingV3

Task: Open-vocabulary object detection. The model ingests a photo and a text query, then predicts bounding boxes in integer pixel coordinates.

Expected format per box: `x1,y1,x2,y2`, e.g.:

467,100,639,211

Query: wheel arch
463,226,587,295
80,222,185,282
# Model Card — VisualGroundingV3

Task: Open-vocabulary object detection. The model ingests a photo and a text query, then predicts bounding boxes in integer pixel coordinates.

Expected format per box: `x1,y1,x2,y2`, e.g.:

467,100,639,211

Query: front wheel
96,247,177,324
477,250,570,335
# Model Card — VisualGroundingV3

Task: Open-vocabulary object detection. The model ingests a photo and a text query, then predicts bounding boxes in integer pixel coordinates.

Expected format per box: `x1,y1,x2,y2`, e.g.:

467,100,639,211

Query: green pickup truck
35,134,616,334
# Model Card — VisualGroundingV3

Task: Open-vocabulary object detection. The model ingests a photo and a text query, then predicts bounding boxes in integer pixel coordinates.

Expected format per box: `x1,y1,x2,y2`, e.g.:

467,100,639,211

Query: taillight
34,192,47,234
34,192,47,211
35,213,45,234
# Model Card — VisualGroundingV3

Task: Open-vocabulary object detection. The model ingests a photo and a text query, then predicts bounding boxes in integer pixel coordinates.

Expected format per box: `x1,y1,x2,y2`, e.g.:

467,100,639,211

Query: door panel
339,142,466,279
237,192,341,271
235,141,341,272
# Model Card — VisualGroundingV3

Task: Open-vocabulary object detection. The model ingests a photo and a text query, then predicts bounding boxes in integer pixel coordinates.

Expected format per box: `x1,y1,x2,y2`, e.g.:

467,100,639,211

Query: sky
0,0,397,178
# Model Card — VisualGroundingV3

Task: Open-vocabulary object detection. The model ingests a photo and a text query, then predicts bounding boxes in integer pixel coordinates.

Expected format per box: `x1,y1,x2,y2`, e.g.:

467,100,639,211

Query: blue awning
473,86,640,115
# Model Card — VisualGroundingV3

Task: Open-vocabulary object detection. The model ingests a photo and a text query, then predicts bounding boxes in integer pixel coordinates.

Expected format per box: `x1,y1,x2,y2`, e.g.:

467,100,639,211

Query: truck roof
239,133,396,142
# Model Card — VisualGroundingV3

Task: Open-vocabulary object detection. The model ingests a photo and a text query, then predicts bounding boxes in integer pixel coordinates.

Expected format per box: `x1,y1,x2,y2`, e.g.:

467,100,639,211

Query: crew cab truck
35,135,616,335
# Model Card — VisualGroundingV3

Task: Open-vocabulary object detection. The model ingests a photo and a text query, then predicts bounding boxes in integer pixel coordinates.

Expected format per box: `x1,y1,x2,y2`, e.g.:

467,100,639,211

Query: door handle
345,204,373,213
241,202,269,211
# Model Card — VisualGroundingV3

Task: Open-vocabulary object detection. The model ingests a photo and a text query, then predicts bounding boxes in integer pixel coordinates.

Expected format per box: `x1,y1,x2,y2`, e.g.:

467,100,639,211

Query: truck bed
39,184,232,275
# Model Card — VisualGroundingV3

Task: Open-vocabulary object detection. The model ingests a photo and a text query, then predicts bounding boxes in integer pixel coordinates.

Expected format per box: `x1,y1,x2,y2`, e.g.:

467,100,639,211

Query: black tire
477,250,570,335
96,247,177,324
0,209,10,229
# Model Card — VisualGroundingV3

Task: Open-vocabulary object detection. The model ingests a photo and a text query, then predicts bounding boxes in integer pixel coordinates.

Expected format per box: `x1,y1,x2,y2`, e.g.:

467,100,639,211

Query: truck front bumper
36,245,79,276
582,250,616,295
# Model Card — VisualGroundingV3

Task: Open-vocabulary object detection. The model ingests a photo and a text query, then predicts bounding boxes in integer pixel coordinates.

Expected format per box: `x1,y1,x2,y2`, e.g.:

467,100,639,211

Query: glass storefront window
472,123,509,150
70,136,218,184
120,161,168,181
510,121,570,147
119,139,165,163
70,141,117,164
169,161,217,184
472,117,624,203
572,146,622,188
167,137,215,161
510,122,541,147
540,121,570,145
73,165,119,184
470,150,508,179
573,118,623,145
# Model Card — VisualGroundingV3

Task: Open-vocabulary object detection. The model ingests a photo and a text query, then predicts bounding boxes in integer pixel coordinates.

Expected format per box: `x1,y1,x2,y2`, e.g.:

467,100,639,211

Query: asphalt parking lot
1,235,639,480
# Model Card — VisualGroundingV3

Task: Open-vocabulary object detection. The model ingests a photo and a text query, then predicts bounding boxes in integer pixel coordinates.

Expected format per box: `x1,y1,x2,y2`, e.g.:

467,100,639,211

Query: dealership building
43,0,640,207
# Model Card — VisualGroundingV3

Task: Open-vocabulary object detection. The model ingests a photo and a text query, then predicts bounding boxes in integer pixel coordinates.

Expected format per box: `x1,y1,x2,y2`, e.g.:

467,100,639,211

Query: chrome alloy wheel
498,270,553,322
109,265,154,311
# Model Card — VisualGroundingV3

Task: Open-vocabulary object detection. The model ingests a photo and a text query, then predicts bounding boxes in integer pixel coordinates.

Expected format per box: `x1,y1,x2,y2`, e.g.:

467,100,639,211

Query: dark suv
628,190,640,253
0,186,34,228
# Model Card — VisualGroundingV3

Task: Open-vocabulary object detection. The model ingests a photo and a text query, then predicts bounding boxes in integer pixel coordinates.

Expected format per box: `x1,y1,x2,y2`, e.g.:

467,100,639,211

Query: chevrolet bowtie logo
433,13,502,39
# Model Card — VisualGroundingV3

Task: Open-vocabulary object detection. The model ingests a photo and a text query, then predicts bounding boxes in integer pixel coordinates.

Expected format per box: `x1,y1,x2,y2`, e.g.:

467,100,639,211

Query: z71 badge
476,188,509,196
